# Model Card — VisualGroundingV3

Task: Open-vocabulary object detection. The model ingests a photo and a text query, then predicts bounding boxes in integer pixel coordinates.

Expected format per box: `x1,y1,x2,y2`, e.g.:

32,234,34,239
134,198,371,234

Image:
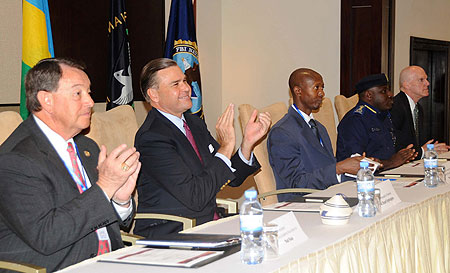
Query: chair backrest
0,111,23,145
288,97,337,155
334,94,358,121
0,260,46,273
85,105,138,151
312,97,337,155
238,102,288,206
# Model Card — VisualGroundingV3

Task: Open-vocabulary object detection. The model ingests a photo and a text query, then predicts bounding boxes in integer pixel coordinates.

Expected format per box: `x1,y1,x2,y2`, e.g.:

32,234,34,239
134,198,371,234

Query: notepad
136,233,241,249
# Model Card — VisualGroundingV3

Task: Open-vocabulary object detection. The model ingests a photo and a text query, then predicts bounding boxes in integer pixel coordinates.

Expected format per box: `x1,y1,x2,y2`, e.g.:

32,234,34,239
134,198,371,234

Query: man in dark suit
390,65,448,159
0,58,141,272
134,58,271,237
267,68,362,202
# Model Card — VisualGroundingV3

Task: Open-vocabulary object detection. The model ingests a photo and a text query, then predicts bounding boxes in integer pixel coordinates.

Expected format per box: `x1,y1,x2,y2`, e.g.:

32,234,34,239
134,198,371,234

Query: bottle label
424,158,438,168
240,215,263,232
357,180,374,193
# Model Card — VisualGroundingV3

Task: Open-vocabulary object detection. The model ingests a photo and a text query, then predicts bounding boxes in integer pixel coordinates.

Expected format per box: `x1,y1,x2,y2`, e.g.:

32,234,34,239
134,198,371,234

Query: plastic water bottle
424,144,439,188
356,161,376,217
240,189,264,264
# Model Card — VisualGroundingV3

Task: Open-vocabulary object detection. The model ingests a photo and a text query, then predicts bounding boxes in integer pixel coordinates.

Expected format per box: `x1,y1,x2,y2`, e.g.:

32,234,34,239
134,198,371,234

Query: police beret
355,73,389,93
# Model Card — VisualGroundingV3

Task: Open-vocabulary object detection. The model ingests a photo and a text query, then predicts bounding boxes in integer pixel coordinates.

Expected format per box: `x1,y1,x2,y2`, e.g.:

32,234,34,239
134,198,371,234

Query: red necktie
183,120,203,164
67,142,110,255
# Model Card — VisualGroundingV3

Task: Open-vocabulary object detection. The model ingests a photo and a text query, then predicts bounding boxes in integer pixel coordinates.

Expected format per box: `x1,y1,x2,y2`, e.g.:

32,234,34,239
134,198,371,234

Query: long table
58,181,450,273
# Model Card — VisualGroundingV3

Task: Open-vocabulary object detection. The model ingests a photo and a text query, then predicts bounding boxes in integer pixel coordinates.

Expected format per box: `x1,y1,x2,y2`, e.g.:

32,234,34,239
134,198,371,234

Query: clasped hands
216,103,271,160
96,144,141,207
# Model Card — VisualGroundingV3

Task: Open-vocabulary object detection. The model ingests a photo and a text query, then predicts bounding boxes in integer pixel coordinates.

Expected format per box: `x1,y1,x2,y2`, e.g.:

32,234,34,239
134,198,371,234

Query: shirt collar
33,115,75,157
291,104,314,125
404,92,417,114
156,109,186,135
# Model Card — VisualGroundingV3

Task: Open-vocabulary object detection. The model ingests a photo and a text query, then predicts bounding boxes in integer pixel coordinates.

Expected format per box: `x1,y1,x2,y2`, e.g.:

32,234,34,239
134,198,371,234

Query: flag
20,0,54,120
107,0,133,110
164,0,203,118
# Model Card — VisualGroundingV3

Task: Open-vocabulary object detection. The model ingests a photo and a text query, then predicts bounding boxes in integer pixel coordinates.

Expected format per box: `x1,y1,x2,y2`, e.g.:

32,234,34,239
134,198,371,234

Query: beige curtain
275,191,450,273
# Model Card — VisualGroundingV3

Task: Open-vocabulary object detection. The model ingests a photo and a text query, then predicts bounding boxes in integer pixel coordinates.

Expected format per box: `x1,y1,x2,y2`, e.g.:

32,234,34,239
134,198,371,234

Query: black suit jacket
134,108,260,237
0,117,133,272
391,91,425,158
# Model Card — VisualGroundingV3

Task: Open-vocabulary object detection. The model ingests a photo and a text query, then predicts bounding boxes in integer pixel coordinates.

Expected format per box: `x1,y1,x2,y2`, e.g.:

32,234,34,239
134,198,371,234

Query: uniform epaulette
353,105,365,115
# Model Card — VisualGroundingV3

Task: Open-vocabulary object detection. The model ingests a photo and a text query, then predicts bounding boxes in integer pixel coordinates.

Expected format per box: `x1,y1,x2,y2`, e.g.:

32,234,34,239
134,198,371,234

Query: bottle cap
427,144,434,150
360,161,369,168
244,189,257,199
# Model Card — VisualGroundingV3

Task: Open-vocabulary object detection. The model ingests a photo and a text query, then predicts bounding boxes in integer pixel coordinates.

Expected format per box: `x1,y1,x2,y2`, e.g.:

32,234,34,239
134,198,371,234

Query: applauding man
135,58,271,237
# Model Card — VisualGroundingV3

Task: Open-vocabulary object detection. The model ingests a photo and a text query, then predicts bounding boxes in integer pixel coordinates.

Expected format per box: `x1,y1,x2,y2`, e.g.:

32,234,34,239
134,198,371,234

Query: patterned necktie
308,119,323,146
67,143,86,192
413,104,420,145
183,120,203,163
67,143,110,255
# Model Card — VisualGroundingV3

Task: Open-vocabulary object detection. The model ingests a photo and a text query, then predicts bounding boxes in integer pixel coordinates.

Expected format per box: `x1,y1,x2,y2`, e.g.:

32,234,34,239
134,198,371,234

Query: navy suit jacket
0,117,132,272
134,108,260,237
390,91,425,158
267,107,338,202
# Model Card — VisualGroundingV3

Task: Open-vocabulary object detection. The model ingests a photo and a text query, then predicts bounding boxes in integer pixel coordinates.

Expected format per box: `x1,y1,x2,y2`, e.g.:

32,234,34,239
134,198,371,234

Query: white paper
375,181,402,212
268,211,308,255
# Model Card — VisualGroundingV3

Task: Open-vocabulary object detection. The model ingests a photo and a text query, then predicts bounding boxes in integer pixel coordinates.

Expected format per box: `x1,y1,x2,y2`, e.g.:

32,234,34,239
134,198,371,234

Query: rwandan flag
107,0,133,110
20,0,54,120
164,0,203,118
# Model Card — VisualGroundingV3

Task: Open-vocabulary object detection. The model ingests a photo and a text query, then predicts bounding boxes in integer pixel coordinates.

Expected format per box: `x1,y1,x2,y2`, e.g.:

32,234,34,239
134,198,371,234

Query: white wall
394,0,450,92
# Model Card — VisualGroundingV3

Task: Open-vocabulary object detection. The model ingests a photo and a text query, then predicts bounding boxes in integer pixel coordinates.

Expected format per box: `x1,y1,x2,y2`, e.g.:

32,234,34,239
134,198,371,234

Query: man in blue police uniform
336,73,416,170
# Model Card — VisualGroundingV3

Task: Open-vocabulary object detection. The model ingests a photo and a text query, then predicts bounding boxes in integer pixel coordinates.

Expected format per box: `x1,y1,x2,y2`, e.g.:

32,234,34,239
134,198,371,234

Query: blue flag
164,0,203,118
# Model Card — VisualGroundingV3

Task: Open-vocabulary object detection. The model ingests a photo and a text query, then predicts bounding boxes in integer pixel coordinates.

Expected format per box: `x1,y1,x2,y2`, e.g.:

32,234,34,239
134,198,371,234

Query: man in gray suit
268,68,362,202
0,58,141,272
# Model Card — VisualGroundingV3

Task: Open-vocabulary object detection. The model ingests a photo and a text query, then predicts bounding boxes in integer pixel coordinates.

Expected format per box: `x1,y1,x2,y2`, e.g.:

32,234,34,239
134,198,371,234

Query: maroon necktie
183,120,203,164
67,142,110,255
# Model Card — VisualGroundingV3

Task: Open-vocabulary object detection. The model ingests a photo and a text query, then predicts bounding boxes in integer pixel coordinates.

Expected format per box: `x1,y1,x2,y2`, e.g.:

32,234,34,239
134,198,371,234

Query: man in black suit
134,58,271,237
0,58,141,272
391,65,448,159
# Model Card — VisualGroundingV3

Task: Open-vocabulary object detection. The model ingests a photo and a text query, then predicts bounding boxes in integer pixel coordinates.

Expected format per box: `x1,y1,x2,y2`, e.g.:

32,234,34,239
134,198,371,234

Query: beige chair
0,111,23,145
311,97,337,155
288,97,337,155
238,102,287,206
85,105,138,151
0,261,46,273
334,94,358,121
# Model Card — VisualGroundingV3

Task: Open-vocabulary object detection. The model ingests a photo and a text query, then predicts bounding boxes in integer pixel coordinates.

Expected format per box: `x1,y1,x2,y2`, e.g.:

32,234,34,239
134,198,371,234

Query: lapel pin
84,151,91,157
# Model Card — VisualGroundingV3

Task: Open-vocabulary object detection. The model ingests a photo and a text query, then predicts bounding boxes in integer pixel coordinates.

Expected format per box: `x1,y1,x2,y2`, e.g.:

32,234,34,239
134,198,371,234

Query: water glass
263,223,279,260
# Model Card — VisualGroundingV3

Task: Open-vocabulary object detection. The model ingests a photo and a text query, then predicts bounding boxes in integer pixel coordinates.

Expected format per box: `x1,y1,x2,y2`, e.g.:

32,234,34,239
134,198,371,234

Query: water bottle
424,144,439,188
240,189,264,264
356,161,376,217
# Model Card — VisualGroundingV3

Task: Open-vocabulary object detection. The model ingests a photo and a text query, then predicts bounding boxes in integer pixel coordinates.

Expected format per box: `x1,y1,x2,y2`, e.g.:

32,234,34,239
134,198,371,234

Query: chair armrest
216,198,238,214
120,231,144,246
0,260,46,273
258,188,319,201
134,213,196,230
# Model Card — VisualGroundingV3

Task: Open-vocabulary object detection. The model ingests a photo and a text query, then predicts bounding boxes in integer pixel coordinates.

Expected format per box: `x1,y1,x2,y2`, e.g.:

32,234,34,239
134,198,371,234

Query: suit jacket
267,107,338,202
134,108,260,237
390,91,425,158
0,117,133,272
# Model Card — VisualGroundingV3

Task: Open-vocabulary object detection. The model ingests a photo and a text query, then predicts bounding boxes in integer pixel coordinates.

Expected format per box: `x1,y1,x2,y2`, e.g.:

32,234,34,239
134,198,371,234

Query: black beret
355,73,389,93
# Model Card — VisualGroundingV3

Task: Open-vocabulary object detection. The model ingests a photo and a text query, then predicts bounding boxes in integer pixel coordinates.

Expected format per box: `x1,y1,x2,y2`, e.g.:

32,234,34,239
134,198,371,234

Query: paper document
263,202,322,212
99,247,224,268
137,233,241,249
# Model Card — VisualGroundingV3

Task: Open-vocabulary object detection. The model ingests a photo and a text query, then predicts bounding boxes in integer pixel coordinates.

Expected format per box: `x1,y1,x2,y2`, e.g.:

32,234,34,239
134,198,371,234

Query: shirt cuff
215,152,236,172
238,148,254,165
100,188,133,221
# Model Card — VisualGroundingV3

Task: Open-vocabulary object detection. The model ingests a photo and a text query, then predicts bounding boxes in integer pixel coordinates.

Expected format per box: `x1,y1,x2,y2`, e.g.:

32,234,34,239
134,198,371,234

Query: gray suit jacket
0,117,132,272
268,107,338,201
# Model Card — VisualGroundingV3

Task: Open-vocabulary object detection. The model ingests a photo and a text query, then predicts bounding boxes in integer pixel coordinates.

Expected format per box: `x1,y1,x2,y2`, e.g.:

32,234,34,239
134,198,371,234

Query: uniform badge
354,105,364,114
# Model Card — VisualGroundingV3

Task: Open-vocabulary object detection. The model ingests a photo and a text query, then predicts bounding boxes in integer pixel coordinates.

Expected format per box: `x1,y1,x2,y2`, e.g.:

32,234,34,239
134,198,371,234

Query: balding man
390,65,448,159
267,68,362,202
